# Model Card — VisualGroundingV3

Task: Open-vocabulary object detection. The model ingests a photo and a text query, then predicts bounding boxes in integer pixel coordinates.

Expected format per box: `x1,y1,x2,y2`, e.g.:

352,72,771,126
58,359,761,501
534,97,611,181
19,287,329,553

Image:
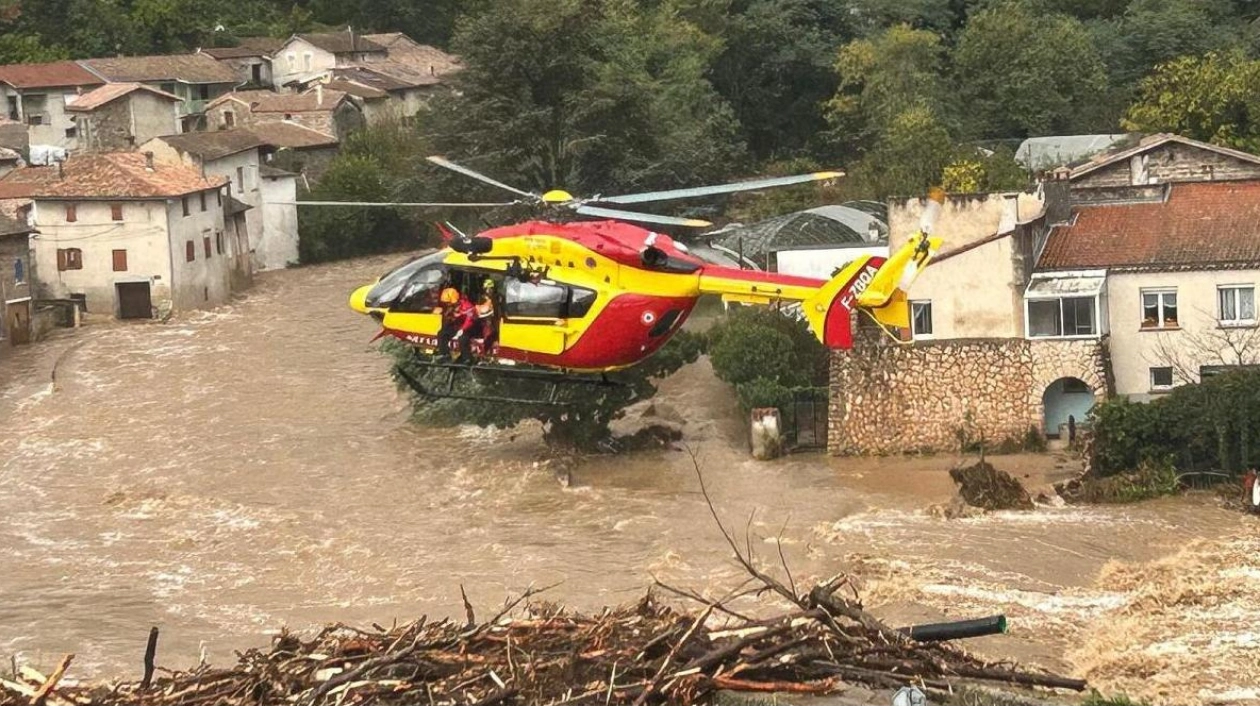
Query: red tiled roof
0,153,226,199
1038,180,1260,271
148,128,271,160
0,60,104,89
81,54,239,84
65,82,181,111
208,88,349,113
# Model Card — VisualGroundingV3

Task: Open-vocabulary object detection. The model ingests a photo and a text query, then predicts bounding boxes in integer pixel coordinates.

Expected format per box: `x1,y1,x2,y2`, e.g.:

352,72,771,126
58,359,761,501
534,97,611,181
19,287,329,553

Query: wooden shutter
112,249,127,272
65,204,76,222
110,203,123,220
56,248,67,271
203,236,211,258
186,240,195,262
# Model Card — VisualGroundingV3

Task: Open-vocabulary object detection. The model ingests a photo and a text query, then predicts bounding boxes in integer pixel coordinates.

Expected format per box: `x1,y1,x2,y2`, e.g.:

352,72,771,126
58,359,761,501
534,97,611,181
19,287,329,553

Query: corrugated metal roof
1015,135,1126,171
1025,273,1105,298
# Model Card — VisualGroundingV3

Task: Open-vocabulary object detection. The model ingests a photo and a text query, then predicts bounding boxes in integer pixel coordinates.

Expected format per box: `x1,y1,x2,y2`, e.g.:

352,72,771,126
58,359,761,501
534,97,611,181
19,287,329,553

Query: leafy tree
388,330,705,450
707,306,828,411
1122,50,1260,153
848,104,955,198
953,2,1108,138
1111,0,1240,85
941,146,1030,192
308,0,462,47
0,33,68,64
297,153,417,263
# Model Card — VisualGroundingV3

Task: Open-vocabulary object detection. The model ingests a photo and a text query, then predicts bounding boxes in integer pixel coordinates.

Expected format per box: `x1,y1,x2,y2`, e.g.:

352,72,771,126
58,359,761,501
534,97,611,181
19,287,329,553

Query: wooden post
140,627,159,690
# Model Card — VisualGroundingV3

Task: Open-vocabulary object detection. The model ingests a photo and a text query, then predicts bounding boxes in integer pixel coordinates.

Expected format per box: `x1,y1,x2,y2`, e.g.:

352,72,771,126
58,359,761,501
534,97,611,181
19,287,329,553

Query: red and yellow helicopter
343,157,945,402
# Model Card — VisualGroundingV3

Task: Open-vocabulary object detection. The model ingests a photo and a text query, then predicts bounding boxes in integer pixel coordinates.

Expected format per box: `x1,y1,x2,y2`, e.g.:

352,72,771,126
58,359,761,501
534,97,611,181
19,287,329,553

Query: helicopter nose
349,284,372,314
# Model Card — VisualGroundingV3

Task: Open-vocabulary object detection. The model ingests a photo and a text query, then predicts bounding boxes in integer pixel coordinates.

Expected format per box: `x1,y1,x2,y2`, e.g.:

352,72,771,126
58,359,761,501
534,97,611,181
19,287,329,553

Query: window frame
181,196,190,217
1218,284,1256,327
110,203,123,221
57,247,83,271
111,249,127,272
1025,295,1100,339
1141,288,1178,330
64,203,77,223
203,236,212,258
909,300,933,339
503,279,597,321
1150,366,1175,391
186,240,195,263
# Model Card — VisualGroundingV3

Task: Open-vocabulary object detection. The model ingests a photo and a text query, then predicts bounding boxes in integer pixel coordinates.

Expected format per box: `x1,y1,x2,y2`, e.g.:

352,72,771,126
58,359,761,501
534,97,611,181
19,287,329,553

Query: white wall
165,190,231,311
29,199,174,315
1108,269,1260,398
1,86,82,148
904,236,1026,339
258,174,298,269
272,38,335,89
774,246,888,280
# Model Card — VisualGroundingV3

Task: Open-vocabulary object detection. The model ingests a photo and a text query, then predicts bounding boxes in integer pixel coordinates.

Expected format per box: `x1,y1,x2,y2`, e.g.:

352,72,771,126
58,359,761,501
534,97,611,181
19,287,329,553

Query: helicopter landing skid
396,358,632,407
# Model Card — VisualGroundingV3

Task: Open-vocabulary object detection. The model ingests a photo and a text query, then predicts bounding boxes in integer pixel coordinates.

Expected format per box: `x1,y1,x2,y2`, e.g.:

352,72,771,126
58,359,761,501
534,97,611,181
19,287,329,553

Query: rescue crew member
476,279,498,360
436,287,476,362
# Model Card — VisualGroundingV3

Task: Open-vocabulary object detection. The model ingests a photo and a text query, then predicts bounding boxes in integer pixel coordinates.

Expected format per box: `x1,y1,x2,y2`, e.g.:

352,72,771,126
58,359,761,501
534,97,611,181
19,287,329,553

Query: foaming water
0,255,1253,705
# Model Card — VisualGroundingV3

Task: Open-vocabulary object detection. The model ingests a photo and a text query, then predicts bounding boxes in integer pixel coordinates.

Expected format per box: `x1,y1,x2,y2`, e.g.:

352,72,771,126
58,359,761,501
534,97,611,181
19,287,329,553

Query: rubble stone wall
828,332,1109,455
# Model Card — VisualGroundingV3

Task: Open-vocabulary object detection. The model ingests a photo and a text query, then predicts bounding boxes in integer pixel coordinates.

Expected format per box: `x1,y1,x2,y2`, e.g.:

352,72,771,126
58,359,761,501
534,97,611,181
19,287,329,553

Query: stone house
827,133,1260,455
78,54,240,133
0,60,104,149
0,152,232,318
198,37,283,89
0,213,35,345
204,87,363,140
271,31,388,90
245,121,339,183
140,129,280,284
65,83,182,151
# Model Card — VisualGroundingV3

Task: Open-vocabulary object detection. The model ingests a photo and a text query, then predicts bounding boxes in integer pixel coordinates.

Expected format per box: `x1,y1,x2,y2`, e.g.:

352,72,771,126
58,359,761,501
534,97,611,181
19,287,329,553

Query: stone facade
828,327,1109,455
1073,141,1260,189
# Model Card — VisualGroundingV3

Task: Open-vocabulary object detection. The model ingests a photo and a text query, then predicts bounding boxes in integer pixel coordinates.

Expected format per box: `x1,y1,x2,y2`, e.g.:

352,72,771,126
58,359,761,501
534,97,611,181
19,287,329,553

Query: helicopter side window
569,286,596,318
391,264,447,313
366,251,447,309
505,280,567,318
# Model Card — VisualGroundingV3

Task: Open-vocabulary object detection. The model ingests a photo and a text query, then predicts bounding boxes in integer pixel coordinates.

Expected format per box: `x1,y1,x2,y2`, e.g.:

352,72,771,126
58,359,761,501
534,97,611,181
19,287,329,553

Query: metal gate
782,387,829,451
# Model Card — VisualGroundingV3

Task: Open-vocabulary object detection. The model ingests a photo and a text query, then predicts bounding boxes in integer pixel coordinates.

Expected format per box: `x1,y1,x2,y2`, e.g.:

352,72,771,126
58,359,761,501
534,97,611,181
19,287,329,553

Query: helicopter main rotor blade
289,201,519,207
574,204,712,228
597,171,845,205
426,156,540,201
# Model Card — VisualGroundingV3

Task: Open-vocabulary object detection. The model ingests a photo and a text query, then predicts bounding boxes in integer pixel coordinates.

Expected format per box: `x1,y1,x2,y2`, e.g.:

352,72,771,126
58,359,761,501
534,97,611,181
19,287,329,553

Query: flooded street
1,255,1256,704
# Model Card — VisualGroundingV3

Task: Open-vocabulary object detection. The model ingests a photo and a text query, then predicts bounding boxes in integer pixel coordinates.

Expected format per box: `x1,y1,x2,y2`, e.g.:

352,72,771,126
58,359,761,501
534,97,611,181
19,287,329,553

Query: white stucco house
0,60,104,150
271,31,388,90
258,164,299,269
0,152,232,318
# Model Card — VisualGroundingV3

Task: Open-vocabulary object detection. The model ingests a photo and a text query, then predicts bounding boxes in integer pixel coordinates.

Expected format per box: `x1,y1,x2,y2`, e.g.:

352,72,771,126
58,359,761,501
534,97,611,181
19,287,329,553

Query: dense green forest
6,0,1260,252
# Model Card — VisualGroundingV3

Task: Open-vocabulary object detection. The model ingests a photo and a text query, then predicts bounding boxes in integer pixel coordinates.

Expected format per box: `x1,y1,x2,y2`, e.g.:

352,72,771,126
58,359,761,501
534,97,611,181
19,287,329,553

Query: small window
1150,366,1174,390
186,240,195,262
215,231,224,255
216,190,222,206
303,52,312,72
182,196,190,217
223,110,235,128
200,192,207,212
1141,289,1178,329
286,53,295,69
112,249,127,272
27,114,43,126
505,280,568,318
110,203,123,221
65,203,76,222
910,300,933,339
236,166,244,193
57,248,82,271
1219,285,1255,326
204,236,211,258
64,126,76,139
13,258,24,284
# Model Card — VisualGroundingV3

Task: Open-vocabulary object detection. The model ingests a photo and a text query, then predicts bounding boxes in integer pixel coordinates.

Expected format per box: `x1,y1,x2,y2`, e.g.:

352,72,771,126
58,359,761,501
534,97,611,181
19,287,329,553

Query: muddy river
1,255,1256,704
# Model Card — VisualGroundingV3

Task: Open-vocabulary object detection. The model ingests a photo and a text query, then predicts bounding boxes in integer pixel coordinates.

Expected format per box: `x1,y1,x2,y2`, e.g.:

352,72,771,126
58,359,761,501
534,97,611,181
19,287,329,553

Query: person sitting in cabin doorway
476,278,499,361
436,287,476,363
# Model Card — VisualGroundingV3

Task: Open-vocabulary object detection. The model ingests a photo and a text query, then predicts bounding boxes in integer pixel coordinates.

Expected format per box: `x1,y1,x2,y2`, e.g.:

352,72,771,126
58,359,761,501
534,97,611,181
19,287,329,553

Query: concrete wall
1106,268,1260,398
76,93,180,152
273,38,335,88
29,199,175,315
258,174,298,269
903,236,1026,339
0,86,81,148
888,190,1043,250
144,142,265,262
827,327,1108,454
1073,143,1260,189
164,193,231,311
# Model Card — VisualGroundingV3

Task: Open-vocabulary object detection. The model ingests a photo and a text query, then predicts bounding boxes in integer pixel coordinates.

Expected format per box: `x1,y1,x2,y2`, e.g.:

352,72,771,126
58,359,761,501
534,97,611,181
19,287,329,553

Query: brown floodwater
1,255,1255,703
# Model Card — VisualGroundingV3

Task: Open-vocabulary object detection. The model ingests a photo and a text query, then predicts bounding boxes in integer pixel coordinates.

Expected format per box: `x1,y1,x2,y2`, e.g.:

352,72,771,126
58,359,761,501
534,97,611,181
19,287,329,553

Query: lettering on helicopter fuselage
838,262,880,311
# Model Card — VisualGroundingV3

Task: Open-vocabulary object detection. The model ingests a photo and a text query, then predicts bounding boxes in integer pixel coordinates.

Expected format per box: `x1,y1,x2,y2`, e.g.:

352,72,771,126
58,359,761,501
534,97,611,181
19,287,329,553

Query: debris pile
949,460,1035,511
0,581,1085,706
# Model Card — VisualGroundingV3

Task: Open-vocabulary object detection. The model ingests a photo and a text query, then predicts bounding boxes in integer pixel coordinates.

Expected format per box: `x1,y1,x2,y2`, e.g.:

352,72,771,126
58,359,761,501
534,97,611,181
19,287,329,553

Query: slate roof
150,129,271,160
0,60,104,89
65,82,182,111
80,54,239,84
295,32,386,55
0,153,226,199
200,37,284,59
246,122,338,149
1038,180,1260,272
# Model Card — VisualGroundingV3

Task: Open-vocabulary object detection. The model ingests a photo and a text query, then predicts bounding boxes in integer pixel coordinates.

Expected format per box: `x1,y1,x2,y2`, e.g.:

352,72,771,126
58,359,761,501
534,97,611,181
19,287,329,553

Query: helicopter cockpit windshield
365,251,447,310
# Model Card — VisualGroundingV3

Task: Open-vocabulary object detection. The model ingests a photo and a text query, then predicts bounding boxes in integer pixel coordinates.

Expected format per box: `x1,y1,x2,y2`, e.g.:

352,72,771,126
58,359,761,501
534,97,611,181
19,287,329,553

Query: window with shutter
204,236,211,257
182,196,190,216
112,249,127,271
186,240,195,262
110,203,123,221
57,248,67,271
65,204,76,222
65,248,82,270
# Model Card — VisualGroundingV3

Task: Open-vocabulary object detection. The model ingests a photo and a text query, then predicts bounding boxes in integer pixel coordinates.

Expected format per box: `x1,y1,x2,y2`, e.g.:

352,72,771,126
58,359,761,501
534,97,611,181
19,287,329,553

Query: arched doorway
1042,377,1095,439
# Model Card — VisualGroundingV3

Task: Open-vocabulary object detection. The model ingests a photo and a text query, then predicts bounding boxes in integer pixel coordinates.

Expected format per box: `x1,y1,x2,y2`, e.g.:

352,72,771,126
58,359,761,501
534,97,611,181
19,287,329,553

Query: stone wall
829,328,1110,455
1074,142,1260,188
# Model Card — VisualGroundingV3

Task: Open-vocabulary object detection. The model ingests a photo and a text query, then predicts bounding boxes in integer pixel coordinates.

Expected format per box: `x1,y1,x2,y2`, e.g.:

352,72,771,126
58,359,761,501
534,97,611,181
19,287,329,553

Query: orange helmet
439,287,459,305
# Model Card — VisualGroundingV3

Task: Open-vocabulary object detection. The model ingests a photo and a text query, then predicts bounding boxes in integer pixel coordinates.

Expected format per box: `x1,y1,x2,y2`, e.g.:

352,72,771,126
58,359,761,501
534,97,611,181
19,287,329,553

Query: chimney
144,150,155,171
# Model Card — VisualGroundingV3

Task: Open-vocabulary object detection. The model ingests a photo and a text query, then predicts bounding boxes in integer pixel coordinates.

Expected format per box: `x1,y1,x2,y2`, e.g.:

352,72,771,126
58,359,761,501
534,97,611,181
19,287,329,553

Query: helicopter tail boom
801,232,943,349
